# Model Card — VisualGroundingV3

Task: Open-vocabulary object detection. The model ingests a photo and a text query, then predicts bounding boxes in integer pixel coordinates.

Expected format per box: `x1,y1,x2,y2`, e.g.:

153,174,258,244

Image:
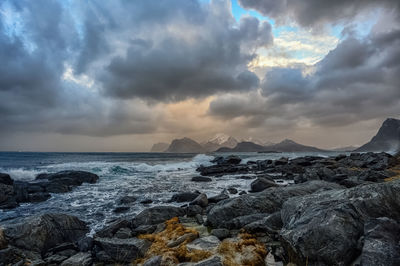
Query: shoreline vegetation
1,151,400,265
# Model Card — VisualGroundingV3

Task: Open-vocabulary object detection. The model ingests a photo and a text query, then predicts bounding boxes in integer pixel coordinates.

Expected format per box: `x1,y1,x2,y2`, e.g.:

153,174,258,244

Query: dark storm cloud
0,0,272,137
209,28,400,128
100,11,271,101
238,0,400,28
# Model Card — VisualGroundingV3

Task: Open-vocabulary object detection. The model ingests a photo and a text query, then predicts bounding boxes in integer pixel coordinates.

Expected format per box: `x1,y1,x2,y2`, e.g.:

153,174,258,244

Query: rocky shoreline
1,152,400,265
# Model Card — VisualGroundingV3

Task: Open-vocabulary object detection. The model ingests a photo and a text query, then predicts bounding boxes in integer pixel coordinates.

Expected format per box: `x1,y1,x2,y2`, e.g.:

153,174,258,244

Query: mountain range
151,118,400,153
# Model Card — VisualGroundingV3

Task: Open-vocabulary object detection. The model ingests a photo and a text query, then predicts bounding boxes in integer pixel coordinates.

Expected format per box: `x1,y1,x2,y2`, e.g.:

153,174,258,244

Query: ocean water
0,151,342,233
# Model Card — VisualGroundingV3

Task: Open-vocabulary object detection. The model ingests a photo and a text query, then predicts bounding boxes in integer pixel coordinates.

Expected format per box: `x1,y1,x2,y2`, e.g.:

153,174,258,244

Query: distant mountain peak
208,133,235,145
356,118,400,152
280,139,297,145
165,137,205,153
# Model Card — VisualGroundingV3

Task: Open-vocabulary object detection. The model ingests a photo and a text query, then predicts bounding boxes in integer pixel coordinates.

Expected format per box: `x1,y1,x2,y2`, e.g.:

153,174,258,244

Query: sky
0,0,399,152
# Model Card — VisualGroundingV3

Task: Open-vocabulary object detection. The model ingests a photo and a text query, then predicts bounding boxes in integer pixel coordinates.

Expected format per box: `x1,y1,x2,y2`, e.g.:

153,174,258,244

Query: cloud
98,4,272,101
208,26,400,129
0,0,272,138
238,0,400,28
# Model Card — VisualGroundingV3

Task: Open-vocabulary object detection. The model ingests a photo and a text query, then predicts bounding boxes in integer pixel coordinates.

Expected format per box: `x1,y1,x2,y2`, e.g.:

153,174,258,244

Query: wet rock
225,155,242,165
77,236,93,252
197,164,249,177
239,190,247,195
45,254,69,264
118,195,137,204
36,170,99,184
95,218,131,238
0,246,41,265
60,252,92,266
207,181,342,228
114,227,133,239
210,228,230,240
189,193,208,208
169,192,200,202
224,213,266,229
208,192,229,204
227,187,238,194
141,199,153,204
360,217,400,266
274,157,288,166
0,173,13,185
244,211,283,234
186,204,203,216
250,176,278,192
113,206,130,213
132,206,186,227
186,235,220,252
191,176,212,182
4,213,88,255
280,179,400,266
132,224,158,235
94,237,151,262
0,183,18,209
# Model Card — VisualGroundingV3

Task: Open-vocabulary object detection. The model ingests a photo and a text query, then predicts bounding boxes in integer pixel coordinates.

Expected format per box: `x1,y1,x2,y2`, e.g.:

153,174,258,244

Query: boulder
36,170,99,184
169,192,200,202
190,193,208,208
131,206,186,228
94,237,151,262
224,155,242,165
210,228,230,240
0,183,18,209
95,218,131,238
227,187,238,194
360,217,400,266
4,213,88,255
244,211,283,234
60,252,92,266
0,173,13,185
118,195,137,204
208,192,229,204
207,181,342,228
35,171,99,193
250,176,278,192
280,179,400,266
191,176,212,182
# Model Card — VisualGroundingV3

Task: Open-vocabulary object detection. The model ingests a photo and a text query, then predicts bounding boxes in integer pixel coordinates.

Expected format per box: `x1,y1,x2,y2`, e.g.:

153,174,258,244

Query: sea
0,151,343,234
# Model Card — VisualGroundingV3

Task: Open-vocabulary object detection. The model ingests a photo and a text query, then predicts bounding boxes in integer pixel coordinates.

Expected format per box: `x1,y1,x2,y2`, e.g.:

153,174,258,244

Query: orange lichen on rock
218,233,267,266
136,217,211,264
385,168,400,182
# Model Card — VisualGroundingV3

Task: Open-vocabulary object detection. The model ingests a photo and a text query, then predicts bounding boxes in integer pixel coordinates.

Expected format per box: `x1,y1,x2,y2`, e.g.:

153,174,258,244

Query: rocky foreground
1,152,400,266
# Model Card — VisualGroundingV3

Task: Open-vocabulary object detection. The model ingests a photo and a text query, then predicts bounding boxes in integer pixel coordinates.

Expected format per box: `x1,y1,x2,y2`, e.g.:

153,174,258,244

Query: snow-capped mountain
202,133,238,152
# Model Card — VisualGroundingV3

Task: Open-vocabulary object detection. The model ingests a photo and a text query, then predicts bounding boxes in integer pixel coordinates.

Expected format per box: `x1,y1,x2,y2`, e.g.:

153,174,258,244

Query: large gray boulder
207,181,342,228
131,206,186,228
280,179,400,266
36,170,99,192
250,176,278,192
360,217,400,266
94,237,150,262
4,213,88,255
0,183,18,209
